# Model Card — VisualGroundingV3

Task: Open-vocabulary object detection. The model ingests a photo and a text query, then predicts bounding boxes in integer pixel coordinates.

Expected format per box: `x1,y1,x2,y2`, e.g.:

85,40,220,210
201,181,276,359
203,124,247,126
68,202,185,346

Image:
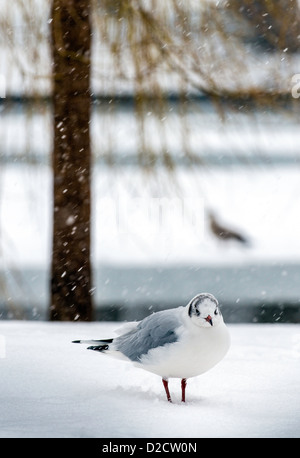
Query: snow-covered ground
0,321,299,438
3,164,300,269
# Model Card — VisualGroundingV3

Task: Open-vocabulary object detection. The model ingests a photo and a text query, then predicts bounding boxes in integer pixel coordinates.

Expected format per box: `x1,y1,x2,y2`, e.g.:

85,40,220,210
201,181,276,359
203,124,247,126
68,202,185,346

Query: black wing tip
87,344,109,352
72,340,81,343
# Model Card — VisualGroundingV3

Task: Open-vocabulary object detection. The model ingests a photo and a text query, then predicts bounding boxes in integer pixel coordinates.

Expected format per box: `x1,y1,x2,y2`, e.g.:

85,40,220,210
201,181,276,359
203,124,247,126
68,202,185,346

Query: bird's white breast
137,321,230,379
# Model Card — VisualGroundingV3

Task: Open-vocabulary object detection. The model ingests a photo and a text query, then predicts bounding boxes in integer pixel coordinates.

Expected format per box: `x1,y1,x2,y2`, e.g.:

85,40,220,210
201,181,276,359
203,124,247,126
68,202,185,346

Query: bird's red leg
162,378,172,402
181,378,187,402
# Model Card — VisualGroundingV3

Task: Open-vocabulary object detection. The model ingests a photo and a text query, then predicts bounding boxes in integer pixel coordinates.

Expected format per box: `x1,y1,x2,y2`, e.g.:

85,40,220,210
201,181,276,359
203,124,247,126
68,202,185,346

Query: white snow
2,164,300,268
0,321,299,438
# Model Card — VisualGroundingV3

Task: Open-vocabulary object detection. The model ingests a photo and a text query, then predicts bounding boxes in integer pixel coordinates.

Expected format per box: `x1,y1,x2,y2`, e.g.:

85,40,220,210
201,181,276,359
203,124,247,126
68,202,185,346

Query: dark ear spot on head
188,296,202,317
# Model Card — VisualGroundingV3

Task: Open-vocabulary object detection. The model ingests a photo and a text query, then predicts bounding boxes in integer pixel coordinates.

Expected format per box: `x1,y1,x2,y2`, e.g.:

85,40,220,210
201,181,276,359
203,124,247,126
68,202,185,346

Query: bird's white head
187,293,223,328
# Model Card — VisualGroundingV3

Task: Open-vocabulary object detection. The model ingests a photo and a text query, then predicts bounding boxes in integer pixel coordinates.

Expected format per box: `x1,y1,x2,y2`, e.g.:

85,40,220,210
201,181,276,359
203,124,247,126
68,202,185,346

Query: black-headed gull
73,293,230,402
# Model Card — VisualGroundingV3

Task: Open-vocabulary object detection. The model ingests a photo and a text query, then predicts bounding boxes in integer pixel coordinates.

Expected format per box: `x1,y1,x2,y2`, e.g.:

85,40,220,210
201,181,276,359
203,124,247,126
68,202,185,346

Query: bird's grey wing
113,308,182,362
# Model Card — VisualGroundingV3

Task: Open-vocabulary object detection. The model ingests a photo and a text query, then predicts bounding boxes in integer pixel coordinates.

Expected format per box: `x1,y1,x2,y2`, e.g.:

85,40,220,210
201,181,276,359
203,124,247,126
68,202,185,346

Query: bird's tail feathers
72,338,113,352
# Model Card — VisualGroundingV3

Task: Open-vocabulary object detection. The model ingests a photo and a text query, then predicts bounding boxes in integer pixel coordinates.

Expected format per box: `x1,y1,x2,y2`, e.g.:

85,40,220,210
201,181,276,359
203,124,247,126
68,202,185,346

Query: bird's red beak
205,315,213,326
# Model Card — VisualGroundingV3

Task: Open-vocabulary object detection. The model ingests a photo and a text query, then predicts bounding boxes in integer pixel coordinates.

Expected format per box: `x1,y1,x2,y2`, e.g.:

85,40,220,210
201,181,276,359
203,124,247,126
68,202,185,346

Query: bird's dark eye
214,308,218,315
196,309,200,316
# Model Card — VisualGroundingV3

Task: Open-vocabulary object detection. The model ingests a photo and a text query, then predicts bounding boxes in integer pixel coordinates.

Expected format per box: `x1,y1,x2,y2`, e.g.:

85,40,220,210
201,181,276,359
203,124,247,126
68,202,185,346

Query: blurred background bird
207,210,250,246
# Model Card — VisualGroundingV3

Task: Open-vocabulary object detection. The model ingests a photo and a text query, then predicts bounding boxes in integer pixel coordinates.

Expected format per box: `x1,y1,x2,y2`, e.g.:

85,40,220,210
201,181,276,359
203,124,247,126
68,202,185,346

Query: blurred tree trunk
50,0,93,321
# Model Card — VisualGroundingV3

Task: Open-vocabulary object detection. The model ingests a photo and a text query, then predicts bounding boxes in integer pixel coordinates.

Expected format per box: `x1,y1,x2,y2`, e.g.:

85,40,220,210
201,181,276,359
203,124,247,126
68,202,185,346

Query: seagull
73,293,230,403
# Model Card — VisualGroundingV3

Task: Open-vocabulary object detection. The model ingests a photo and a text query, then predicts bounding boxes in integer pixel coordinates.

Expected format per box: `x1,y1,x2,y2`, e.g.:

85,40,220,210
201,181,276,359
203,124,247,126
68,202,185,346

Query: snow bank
0,321,299,438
